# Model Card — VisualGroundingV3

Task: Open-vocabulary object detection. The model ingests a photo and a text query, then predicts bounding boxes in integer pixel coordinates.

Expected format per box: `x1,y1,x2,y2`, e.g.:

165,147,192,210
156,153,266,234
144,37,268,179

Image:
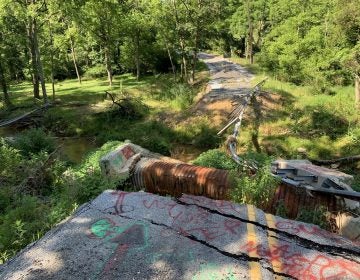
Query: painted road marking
265,213,284,279
246,205,262,279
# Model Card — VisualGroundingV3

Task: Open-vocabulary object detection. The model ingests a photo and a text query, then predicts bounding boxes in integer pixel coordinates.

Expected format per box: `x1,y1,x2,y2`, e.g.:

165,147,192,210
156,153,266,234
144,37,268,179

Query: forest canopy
0,0,359,107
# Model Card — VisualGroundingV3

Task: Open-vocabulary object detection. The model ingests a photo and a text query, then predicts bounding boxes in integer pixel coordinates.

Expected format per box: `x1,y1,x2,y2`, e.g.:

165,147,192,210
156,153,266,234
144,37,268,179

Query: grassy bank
229,56,360,191
1,66,217,156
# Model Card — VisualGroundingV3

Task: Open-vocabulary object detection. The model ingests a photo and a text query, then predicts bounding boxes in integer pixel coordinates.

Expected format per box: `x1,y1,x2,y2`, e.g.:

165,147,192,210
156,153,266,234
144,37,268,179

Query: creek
0,127,203,164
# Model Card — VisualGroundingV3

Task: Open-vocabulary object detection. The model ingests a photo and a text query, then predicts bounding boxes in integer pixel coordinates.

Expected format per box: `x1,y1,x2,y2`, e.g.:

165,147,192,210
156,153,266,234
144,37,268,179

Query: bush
83,64,107,79
0,139,22,183
193,150,279,209
176,117,222,149
192,149,237,170
230,163,279,208
137,135,171,156
168,84,195,110
0,195,49,263
102,96,149,120
295,206,329,230
57,141,124,204
153,82,196,110
13,128,55,157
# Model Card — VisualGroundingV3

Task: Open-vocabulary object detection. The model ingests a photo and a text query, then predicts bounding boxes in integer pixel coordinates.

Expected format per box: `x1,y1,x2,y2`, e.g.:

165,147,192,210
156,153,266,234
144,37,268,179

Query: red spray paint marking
121,146,135,160
275,220,359,246
240,241,360,279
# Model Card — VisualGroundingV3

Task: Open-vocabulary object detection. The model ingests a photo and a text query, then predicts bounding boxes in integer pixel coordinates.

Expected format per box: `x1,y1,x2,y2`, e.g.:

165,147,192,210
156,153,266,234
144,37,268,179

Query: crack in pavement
175,198,360,262
89,204,294,278
142,219,296,280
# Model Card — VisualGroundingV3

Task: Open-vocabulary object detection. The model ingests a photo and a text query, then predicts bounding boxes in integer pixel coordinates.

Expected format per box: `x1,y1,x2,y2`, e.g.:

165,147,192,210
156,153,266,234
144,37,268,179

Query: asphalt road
1,191,359,280
197,53,254,102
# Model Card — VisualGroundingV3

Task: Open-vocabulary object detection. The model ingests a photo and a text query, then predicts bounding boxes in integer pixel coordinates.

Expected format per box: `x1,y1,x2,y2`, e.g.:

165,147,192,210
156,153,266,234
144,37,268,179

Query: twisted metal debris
217,79,268,170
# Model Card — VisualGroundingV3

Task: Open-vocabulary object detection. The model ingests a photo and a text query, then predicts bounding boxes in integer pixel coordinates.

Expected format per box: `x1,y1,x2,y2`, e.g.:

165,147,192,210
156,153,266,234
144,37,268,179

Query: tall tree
230,0,268,63
336,0,360,107
8,0,49,103
0,0,26,108
82,0,125,86
123,0,153,80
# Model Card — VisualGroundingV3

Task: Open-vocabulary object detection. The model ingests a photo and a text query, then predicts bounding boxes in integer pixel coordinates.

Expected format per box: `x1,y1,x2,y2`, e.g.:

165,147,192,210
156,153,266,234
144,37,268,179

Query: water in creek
0,127,98,164
57,137,98,163
0,127,204,164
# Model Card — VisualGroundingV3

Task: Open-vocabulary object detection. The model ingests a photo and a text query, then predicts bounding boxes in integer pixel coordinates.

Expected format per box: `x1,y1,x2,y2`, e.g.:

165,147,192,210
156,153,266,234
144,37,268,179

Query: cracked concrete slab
1,191,360,280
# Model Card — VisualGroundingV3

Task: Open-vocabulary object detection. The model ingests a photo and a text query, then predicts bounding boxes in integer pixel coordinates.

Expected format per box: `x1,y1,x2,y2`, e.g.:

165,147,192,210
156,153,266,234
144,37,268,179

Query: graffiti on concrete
142,195,243,241
89,218,148,279
181,194,360,248
112,191,135,214
241,240,360,279
121,145,135,160
180,195,244,216
105,192,360,279
275,220,359,246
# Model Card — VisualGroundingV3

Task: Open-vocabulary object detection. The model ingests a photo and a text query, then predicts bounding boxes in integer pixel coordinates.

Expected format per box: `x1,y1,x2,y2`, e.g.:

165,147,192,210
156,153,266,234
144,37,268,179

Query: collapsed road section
1,191,359,280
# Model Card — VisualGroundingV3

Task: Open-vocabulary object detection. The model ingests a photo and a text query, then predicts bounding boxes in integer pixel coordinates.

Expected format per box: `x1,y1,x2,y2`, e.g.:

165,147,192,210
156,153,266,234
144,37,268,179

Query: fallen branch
105,91,123,107
0,103,51,127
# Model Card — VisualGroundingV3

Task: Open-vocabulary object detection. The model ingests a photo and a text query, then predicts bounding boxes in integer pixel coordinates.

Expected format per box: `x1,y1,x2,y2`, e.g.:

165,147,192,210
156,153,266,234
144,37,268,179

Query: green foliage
83,64,107,79
256,0,356,90
275,201,329,229
230,157,280,208
296,206,329,230
192,149,237,170
0,195,49,263
12,128,56,157
193,150,279,208
56,141,123,203
151,81,196,110
0,139,22,183
0,140,123,263
167,83,195,110
175,117,222,149
102,94,149,120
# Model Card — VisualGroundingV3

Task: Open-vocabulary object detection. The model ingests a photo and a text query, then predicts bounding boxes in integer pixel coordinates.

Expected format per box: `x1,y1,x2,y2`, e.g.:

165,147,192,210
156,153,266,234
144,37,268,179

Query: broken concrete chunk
99,143,141,178
272,159,354,190
336,213,360,241
100,142,184,179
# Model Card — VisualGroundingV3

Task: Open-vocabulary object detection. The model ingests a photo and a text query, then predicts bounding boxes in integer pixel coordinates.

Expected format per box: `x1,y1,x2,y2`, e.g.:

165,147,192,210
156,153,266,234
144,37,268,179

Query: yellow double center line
246,206,284,279
265,213,284,279
246,205,262,279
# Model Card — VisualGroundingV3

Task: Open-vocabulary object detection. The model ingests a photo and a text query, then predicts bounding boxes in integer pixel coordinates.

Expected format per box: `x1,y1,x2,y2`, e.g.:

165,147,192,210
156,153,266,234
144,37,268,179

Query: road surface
1,191,359,279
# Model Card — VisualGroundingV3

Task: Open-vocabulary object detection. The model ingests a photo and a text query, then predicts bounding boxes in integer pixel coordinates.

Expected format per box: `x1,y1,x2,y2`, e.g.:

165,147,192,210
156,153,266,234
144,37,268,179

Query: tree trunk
104,46,113,86
135,32,140,81
191,50,197,84
355,74,360,109
50,23,55,101
70,36,82,84
180,39,187,81
166,43,176,80
0,60,11,108
172,0,187,81
27,17,40,99
246,0,254,64
191,23,200,84
32,18,48,104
